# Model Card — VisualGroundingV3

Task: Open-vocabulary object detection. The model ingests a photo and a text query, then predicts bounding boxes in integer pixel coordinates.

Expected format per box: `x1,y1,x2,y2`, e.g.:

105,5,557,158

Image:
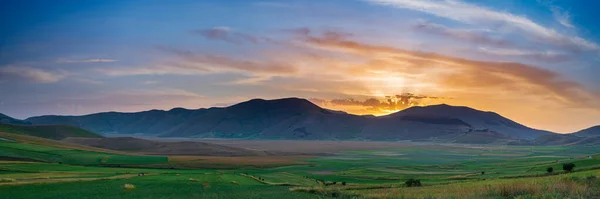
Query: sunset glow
2,0,600,133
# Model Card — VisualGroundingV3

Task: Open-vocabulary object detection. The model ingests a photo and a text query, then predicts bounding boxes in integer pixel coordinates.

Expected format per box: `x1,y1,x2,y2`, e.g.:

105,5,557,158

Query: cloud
297,29,599,109
413,21,511,48
194,27,269,45
310,93,445,115
98,47,297,76
57,59,118,63
538,0,574,28
0,66,66,83
551,7,573,28
478,47,571,62
364,0,597,52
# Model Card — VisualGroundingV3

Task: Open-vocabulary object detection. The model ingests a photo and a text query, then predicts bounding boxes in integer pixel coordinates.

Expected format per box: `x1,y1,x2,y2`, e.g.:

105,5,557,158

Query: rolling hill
0,113,31,125
24,98,554,142
0,123,103,140
573,125,600,137
63,137,269,156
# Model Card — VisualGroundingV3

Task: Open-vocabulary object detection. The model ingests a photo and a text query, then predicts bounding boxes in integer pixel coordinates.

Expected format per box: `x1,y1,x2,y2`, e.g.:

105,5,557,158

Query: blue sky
1,0,600,133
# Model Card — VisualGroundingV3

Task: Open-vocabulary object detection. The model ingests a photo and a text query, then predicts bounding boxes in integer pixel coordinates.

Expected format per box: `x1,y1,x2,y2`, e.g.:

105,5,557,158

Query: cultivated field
2,138,600,198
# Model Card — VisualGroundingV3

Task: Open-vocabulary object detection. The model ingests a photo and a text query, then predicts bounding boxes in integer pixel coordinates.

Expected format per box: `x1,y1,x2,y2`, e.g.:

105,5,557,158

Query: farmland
2,138,600,198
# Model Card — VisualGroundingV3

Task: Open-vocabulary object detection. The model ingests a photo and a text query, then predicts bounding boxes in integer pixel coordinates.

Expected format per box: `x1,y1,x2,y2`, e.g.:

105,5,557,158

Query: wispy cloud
194,27,272,45
0,66,66,83
478,47,571,62
413,21,511,48
365,0,597,52
310,93,445,115
57,59,118,63
98,47,297,76
538,0,574,28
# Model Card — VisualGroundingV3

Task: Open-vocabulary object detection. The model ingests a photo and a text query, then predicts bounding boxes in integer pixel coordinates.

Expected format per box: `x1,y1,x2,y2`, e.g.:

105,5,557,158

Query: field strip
0,174,139,186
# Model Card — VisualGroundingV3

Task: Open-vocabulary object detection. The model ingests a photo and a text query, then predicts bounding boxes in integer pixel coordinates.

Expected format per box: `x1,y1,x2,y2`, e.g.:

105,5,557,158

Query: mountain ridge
20,98,556,142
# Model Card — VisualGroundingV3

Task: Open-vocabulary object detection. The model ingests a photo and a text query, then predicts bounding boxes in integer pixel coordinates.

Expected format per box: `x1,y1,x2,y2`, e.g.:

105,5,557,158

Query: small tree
405,179,422,187
341,182,346,186
481,171,485,175
563,163,575,172
546,167,553,173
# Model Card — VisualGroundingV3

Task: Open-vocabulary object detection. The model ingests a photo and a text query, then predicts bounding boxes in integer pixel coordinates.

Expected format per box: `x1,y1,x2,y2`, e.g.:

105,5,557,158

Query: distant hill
573,125,600,137
26,98,554,141
0,123,103,140
387,104,551,139
0,113,31,125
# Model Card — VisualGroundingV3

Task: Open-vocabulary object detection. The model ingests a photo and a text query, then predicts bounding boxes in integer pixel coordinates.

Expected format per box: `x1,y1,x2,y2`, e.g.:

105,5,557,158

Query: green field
0,123,102,140
1,138,600,198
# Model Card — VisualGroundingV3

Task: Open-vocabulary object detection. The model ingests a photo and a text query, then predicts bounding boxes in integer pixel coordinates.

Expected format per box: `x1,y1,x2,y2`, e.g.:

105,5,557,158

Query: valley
1,99,600,198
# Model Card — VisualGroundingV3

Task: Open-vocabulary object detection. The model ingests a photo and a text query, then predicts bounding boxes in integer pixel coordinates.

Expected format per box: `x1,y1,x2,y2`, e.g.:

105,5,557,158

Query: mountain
386,104,552,139
0,113,31,125
25,98,553,141
0,123,103,140
573,125,600,137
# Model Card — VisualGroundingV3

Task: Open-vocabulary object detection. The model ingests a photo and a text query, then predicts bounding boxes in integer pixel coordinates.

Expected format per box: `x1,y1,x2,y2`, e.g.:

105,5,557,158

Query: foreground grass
291,170,600,199
0,170,332,199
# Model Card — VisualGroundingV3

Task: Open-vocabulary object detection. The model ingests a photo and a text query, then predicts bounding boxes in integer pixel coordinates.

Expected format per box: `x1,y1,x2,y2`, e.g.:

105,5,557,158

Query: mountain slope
387,104,551,139
573,125,600,137
25,98,554,141
0,123,103,140
0,113,31,125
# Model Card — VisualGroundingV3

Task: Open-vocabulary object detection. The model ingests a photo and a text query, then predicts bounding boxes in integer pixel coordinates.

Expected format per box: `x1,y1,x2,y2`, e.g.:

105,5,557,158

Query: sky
1,0,600,133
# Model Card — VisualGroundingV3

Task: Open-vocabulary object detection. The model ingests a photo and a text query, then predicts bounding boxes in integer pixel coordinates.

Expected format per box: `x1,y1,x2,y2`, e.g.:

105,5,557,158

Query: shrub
0,178,16,183
341,182,346,186
546,167,553,173
405,179,422,187
123,184,135,190
562,163,575,172
481,171,485,175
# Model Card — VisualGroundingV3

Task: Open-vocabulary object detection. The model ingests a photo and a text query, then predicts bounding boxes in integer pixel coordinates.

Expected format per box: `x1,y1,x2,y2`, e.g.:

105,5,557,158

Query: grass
0,141,167,165
1,139,600,199
0,123,102,140
337,170,600,198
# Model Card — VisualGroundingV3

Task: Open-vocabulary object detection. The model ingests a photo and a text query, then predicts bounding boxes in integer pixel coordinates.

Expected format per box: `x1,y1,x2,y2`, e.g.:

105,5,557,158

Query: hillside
25,98,555,141
0,123,103,140
0,113,31,125
573,125,600,137
387,104,551,139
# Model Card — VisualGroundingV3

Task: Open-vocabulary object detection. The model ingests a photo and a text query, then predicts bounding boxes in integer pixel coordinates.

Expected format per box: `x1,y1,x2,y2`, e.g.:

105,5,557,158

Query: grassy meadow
1,138,600,198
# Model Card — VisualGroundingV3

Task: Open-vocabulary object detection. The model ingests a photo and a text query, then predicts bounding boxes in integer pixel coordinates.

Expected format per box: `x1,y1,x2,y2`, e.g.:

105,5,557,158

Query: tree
563,163,575,172
546,167,553,173
405,179,422,187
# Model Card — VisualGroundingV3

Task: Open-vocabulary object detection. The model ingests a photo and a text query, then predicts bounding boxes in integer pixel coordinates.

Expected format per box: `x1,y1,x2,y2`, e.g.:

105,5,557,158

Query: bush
405,179,422,187
546,167,553,173
123,184,135,190
562,163,575,172
341,182,346,186
0,178,16,183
